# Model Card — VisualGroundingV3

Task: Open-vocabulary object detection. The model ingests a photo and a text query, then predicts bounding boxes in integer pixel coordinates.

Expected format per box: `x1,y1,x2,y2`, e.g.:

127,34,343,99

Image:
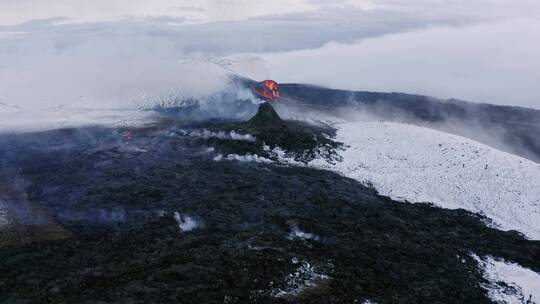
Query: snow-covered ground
0,107,153,133
311,121,540,240
269,257,331,298
473,254,540,303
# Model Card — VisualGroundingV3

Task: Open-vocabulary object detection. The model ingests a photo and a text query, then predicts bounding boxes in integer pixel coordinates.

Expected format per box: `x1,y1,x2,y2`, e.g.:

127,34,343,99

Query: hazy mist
0,0,539,111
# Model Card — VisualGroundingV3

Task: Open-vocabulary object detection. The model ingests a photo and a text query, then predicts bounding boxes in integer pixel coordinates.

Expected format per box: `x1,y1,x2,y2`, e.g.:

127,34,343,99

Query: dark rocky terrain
0,104,539,303
252,81,540,163
192,102,343,164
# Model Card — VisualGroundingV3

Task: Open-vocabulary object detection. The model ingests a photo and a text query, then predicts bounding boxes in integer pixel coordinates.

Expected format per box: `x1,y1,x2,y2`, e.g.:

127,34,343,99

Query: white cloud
0,0,332,25
0,0,539,110
260,19,540,108
0,0,202,25
0,56,231,109
205,0,319,22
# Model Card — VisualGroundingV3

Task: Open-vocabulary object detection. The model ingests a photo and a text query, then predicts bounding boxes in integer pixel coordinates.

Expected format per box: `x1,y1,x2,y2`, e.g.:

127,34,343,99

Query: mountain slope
277,83,540,163
311,121,540,239
1,121,540,303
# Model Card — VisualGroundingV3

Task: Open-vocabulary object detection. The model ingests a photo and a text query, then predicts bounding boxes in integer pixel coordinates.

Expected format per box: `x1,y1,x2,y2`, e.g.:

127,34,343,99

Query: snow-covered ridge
0,107,151,133
311,121,540,239
472,253,540,303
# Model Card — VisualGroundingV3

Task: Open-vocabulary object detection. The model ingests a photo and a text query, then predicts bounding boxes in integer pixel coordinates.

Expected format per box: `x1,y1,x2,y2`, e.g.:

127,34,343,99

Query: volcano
247,102,284,127
1,82,539,304
253,80,281,102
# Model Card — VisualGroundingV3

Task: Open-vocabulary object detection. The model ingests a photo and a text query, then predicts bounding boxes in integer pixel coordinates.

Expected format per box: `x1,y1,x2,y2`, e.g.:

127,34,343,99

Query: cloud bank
0,0,538,110
260,18,540,109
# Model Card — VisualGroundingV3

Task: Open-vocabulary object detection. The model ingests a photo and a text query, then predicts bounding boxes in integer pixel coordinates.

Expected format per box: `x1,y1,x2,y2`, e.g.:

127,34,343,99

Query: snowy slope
311,121,540,239
473,254,540,303
0,107,151,133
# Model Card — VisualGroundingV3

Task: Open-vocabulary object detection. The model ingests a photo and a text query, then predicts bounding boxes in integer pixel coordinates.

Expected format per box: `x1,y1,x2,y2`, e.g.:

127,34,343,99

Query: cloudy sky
0,0,539,109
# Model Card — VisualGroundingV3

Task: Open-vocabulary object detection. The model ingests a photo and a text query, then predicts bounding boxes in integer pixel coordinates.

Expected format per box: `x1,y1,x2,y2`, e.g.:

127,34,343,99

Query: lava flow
253,80,281,102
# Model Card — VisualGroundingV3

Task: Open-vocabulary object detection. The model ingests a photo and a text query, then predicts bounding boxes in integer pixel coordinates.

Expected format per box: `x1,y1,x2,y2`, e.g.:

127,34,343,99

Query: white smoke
1,57,231,111
286,224,320,242
173,211,201,232
212,55,270,81
181,129,256,142
0,54,263,131
213,153,273,163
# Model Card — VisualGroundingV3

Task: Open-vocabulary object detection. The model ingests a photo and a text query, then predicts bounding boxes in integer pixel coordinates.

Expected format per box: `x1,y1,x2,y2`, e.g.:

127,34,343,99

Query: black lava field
1,103,539,304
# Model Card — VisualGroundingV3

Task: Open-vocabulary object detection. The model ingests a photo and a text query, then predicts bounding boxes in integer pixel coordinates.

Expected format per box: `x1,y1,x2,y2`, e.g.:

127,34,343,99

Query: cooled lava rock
0,119,539,304
247,102,286,128
194,102,343,164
